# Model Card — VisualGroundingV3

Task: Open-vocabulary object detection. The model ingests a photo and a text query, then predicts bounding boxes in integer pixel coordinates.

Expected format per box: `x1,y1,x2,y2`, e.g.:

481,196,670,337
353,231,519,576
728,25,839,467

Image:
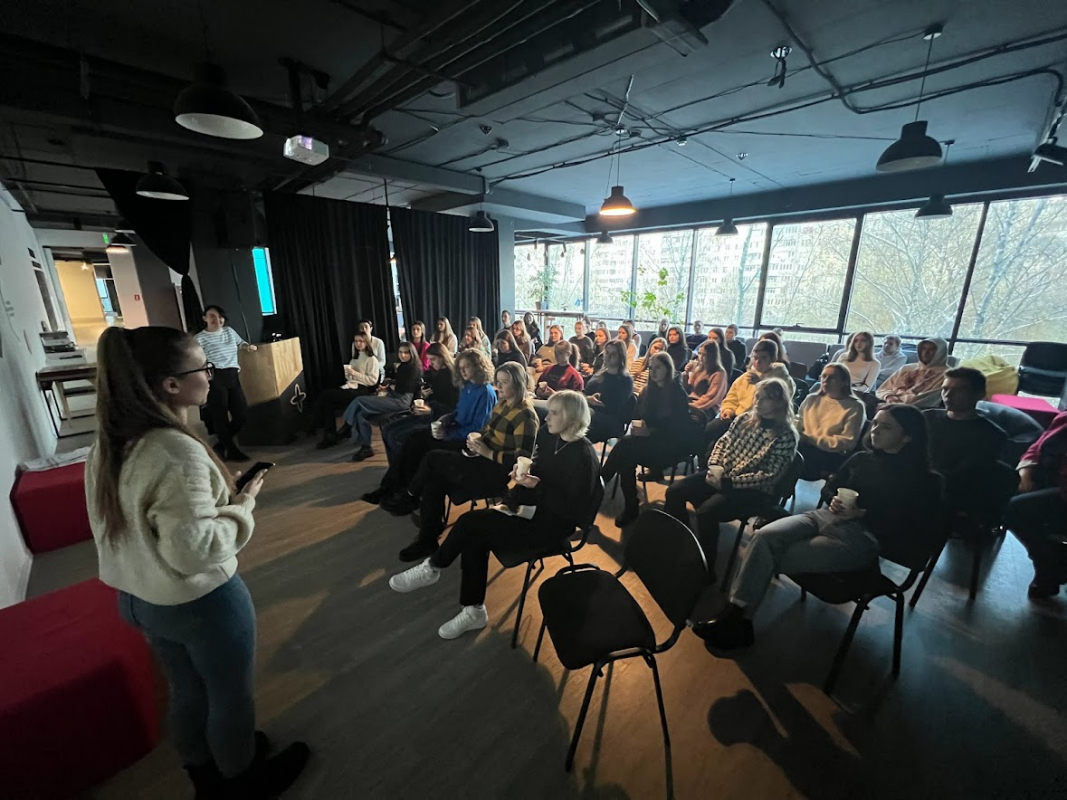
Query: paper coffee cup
836,488,859,509
414,399,425,408
431,420,444,436
708,464,725,482
516,456,533,478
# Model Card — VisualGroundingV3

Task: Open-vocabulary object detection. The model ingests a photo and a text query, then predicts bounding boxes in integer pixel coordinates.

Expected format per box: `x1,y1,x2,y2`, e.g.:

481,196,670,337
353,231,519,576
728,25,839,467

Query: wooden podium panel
237,338,306,445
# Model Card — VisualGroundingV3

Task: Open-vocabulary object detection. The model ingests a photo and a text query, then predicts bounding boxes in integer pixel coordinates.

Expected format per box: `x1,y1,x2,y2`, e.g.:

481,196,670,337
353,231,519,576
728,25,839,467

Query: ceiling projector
283,135,329,165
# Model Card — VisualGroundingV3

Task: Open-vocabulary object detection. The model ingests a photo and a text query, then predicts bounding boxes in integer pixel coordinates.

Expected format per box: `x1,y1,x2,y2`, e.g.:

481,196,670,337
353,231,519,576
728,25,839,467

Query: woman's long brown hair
93,326,234,540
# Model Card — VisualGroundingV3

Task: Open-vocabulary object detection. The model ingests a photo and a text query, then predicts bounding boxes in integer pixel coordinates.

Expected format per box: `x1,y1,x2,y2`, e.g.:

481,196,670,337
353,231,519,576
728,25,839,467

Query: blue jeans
118,575,257,777
343,393,413,445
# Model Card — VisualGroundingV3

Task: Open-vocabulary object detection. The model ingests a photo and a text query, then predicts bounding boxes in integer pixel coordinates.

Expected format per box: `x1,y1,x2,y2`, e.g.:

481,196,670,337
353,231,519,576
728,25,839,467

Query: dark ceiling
1,0,1066,232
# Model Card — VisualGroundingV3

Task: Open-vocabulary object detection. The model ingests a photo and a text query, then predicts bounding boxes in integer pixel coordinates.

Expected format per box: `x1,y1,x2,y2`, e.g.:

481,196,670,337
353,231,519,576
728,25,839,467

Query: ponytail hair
93,326,234,540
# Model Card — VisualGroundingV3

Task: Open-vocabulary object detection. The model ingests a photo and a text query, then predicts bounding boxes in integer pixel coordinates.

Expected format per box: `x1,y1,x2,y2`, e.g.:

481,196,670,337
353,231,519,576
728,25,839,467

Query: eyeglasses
176,362,215,379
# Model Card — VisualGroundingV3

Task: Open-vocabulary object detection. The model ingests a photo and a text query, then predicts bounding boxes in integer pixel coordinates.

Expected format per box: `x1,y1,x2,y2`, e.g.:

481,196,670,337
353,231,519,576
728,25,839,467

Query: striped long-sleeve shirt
195,327,246,370
479,399,539,469
710,413,798,494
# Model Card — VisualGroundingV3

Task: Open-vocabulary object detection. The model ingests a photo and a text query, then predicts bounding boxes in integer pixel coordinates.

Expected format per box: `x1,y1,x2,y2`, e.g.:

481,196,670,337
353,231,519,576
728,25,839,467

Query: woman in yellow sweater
86,326,308,799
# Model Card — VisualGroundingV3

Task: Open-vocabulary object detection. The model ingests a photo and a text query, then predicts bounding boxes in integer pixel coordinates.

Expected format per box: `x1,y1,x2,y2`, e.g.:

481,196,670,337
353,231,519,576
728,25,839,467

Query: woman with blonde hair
511,319,535,359
616,323,638,365
85,327,308,797
388,390,599,640
796,363,865,479
664,377,798,577
434,317,458,354
309,330,380,448
343,340,423,462
536,324,566,363
834,330,880,392
468,316,492,354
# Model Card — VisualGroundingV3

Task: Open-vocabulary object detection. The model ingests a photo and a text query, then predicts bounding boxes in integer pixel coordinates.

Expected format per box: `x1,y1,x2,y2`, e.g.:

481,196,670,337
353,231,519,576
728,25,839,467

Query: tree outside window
690,223,767,329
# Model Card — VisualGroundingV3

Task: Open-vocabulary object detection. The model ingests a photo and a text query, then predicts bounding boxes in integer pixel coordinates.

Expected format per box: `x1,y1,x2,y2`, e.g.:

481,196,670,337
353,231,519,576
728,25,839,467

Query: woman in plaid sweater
663,378,798,577
395,361,539,562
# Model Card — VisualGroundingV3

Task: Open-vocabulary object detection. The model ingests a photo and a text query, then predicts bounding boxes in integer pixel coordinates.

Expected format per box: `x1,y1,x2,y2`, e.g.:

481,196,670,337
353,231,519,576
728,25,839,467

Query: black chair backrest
877,473,946,571
580,476,606,530
1020,341,1067,372
625,509,709,628
773,452,805,504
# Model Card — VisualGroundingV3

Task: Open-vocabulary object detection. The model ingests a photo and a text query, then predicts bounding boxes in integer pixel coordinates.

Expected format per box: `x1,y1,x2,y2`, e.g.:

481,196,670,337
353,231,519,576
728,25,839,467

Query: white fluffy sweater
796,393,866,453
86,429,256,605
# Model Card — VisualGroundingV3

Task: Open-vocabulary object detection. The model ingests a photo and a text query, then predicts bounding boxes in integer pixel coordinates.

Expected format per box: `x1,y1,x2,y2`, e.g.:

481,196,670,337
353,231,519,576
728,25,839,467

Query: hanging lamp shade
599,185,636,217
136,161,189,200
716,219,738,236
876,121,942,173
469,210,494,233
174,63,263,140
915,194,952,219
596,231,614,244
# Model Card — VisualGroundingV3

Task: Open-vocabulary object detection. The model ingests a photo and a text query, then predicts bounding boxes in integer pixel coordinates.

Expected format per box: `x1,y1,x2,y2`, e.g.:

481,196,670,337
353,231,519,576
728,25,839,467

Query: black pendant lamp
469,210,494,233
915,140,954,219
715,178,739,236
876,25,944,173
136,161,189,200
599,138,636,217
174,63,263,140
596,231,614,244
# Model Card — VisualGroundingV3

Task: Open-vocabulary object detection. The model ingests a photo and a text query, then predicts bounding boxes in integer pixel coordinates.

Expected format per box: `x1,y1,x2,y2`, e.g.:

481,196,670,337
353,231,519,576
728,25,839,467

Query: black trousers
430,509,563,606
1005,488,1067,582
380,430,463,494
205,368,248,449
601,434,691,511
310,387,368,432
702,417,732,459
411,450,511,546
663,472,773,571
586,409,626,445
797,442,848,481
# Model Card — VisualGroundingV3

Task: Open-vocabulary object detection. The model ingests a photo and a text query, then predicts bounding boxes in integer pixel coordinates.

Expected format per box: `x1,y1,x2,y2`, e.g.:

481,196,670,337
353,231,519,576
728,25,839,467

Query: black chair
718,453,805,590
490,478,605,649
1017,341,1067,397
534,510,708,771
787,488,945,695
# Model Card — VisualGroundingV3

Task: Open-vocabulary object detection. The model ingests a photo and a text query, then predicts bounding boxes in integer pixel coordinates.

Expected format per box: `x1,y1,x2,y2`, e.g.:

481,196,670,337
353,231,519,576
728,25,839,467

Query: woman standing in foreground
85,326,309,799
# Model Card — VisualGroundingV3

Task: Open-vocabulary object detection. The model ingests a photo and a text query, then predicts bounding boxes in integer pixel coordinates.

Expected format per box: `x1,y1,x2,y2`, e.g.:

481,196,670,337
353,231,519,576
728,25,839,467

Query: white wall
0,188,58,607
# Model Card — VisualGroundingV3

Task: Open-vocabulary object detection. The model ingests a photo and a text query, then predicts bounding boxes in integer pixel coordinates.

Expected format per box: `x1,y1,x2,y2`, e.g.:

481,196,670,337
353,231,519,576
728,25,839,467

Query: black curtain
390,207,500,338
264,193,395,396
96,168,202,330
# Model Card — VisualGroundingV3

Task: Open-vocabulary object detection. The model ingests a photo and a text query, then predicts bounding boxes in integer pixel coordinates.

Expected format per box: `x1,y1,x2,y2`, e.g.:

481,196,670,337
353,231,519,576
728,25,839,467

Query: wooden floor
31,432,1067,800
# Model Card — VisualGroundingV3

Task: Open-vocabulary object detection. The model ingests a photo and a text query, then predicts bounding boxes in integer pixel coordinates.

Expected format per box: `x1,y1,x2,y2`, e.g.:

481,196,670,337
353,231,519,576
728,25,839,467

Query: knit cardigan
710,413,798,494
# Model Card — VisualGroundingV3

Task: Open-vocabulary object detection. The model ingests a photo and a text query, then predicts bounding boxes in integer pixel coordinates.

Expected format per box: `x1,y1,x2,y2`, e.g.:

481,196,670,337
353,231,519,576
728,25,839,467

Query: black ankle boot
185,762,223,800
224,741,310,799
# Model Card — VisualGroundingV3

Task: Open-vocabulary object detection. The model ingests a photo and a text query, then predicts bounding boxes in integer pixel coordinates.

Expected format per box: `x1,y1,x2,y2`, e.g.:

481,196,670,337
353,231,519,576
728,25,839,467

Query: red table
990,394,1060,429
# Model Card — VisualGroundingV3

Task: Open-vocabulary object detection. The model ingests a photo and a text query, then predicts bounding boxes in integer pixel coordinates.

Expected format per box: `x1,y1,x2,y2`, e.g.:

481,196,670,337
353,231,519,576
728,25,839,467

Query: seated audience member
694,404,938,651
623,319,642,354
388,390,600,639
601,353,693,527
500,309,512,334
926,366,1007,516
536,341,584,397
459,326,482,353
570,319,596,365
665,325,691,371
536,324,566,362
616,323,638,365
874,335,907,388
344,342,423,462
434,317,459,354
758,330,789,364
655,317,671,342
392,362,540,561
706,326,735,376
876,337,949,408
493,330,528,368
311,331,382,448
686,320,708,351
581,327,610,379
595,320,608,331
796,364,865,478
834,330,880,392
1006,410,1067,599
469,317,492,354
705,340,794,447
365,350,495,505
380,343,460,464
664,378,798,575
511,319,535,359
408,320,432,370
585,340,636,443
357,318,387,382
631,337,667,396
725,324,747,372
685,340,728,418
523,312,543,349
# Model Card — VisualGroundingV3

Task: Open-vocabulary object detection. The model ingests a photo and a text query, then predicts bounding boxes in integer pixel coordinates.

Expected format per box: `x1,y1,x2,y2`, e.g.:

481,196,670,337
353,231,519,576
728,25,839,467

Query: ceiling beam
410,186,586,222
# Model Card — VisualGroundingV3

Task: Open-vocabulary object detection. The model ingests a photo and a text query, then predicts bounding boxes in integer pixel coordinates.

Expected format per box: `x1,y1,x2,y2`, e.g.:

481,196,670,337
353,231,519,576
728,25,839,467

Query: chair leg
669,465,677,485
892,591,904,677
646,654,671,753
511,561,535,649
909,542,945,609
969,538,982,602
720,520,747,591
533,619,548,663
599,441,608,468
824,598,868,695
565,666,601,772
799,588,807,602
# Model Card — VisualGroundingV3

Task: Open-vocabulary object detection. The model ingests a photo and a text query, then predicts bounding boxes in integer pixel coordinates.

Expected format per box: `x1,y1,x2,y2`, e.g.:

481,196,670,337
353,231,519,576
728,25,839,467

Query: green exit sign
102,232,110,245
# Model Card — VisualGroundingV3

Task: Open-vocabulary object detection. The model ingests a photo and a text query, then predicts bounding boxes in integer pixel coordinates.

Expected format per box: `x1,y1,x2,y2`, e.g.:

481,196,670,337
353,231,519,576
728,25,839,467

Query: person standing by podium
196,305,257,462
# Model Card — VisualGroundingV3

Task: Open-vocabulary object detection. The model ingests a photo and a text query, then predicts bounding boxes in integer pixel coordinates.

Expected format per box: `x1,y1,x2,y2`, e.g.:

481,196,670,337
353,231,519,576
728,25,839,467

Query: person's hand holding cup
830,488,862,517
705,464,726,489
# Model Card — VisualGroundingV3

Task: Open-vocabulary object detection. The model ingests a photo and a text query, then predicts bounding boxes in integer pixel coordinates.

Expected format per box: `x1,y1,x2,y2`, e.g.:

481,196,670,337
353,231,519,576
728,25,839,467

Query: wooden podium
237,338,305,445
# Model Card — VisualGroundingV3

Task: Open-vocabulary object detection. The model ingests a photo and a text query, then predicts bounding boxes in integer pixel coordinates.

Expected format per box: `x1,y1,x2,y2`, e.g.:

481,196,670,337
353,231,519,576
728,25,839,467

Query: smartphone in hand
235,461,274,492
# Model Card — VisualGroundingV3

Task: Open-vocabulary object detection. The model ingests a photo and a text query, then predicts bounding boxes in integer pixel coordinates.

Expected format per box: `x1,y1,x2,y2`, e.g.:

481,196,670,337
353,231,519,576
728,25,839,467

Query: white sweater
796,393,866,453
86,429,256,605
834,355,880,392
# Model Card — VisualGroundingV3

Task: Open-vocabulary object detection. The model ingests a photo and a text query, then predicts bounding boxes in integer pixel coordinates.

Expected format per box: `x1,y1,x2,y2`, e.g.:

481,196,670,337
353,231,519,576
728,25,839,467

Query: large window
588,235,634,320
632,230,692,325
513,243,545,310
545,242,585,312
763,219,854,329
690,224,766,328
847,204,983,337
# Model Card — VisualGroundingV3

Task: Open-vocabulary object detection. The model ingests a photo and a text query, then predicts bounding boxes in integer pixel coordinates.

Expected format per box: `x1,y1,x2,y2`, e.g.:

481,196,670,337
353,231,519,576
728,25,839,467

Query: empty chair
1017,341,1067,397
534,510,708,772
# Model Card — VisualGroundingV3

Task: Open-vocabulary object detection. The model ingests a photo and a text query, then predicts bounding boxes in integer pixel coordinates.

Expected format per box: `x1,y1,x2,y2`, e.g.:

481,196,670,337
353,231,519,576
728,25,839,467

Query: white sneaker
389,559,440,593
438,605,489,640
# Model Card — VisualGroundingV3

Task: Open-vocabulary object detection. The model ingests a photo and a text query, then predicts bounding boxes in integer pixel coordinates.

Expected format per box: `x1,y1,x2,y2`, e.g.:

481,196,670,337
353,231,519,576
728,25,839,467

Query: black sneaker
381,492,419,516
350,445,374,463
692,616,754,652
225,741,310,799
186,732,270,800
399,537,439,563
361,487,387,504
226,446,251,462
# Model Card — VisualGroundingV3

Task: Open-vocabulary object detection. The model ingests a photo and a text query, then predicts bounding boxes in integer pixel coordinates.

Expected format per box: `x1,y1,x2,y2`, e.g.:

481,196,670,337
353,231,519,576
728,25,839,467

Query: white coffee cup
413,399,425,409
431,420,444,437
836,488,859,509
515,456,533,479
707,464,725,484
467,432,482,448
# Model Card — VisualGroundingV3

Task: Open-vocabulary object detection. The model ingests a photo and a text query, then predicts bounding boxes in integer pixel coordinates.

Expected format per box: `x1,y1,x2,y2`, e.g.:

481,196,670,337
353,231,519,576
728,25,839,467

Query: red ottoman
10,462,92,554
0,579,160,799
991,394,1059,429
